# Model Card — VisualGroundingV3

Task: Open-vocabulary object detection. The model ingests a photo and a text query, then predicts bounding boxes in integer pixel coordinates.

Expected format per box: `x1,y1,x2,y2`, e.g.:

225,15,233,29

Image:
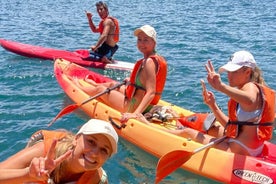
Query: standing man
86,1,120,63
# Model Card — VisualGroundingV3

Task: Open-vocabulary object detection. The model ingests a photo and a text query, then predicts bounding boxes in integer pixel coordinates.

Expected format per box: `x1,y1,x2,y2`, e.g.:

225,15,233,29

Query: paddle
48,81,126,126
155,136,227,184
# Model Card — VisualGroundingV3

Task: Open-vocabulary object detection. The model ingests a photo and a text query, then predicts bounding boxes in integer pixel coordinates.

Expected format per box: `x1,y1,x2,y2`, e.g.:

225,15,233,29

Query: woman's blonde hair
51,132,75,183
251,66,266,85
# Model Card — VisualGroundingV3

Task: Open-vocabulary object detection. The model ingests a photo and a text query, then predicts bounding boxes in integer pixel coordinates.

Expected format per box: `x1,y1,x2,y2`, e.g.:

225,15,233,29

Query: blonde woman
171,51,275,156
75,25,167,123
0,119,118,183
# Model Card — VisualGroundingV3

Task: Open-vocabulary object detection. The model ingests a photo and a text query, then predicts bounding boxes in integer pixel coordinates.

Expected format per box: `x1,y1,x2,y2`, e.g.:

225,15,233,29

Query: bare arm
0,140,71,183
0,142,45,183
218,82,259,111
205,60,260,112
92,19,112,51
86,11,99,33
133,58,157,114
0,168,33,183
120,58,157,123
201,79,229,126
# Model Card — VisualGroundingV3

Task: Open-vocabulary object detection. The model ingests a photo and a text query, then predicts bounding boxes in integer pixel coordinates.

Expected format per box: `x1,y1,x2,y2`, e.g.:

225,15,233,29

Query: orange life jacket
125,55,167,105
225,83,275,141
98,16,120,43
178,113,216,133
39,130,68,156
30,130,104,184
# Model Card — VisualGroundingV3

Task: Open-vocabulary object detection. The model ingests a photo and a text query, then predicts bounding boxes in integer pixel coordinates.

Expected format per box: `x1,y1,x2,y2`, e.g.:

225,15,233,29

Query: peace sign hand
28,139,72,182
205,60,223,91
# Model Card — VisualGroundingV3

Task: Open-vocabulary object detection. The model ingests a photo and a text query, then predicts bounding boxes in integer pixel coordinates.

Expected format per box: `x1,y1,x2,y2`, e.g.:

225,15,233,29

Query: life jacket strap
227,120,274,126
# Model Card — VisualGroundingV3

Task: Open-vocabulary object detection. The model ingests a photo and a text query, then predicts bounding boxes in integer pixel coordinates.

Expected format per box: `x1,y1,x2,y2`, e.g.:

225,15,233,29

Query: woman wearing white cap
75,25,167,122
0,119,118,183
197,50,275,156
169,51,275,156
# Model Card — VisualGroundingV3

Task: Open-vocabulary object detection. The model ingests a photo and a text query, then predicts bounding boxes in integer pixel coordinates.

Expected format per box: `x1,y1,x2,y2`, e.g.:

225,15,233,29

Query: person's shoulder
242,82,259,92
144,57,155,65
149,55,167,65
104,17,114,25
143,58,158,71
155,54,167,63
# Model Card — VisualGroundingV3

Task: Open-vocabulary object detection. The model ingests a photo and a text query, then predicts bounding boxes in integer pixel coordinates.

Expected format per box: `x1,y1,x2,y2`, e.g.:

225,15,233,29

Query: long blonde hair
251,66,266,85
51,132,75,184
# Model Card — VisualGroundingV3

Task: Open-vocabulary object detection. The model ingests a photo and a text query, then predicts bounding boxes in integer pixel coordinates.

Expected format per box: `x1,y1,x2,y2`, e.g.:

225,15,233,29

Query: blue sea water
0,0,275,183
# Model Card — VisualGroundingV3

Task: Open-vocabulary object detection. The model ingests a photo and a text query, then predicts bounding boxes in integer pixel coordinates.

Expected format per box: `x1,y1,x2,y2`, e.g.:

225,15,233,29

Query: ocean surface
0,0,275,183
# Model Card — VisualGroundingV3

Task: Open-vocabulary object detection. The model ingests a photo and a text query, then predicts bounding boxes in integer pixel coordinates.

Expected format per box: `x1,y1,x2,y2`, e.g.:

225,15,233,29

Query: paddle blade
48,104,79,126
155,150,192,184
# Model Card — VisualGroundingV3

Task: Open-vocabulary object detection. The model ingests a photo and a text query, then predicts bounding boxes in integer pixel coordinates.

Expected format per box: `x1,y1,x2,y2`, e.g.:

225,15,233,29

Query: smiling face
136,31,156,57
70,134,112,172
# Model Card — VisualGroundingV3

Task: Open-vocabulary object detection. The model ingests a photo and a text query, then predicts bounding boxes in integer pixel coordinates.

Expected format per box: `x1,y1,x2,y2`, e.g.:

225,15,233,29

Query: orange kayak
54,58,276,184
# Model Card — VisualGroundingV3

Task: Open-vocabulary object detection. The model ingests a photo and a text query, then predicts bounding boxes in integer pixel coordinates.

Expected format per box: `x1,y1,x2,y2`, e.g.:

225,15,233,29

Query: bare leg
172,127,230,152
98,89,127,112
84,76,98,86
206,122,225,137
73,78,127,112
84,75,119,89
71,76,106,97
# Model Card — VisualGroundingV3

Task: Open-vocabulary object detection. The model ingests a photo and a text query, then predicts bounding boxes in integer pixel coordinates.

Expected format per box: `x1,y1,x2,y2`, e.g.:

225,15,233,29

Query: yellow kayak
54,58,276,184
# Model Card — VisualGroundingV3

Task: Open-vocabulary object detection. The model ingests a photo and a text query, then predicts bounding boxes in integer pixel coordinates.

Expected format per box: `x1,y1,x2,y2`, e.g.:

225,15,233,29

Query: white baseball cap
219,50,257,73
77,119,118,156
134,25,157,42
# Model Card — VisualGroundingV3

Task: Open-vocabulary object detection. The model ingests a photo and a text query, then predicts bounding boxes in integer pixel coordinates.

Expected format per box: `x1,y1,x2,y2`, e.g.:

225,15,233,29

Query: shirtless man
86,1,120,63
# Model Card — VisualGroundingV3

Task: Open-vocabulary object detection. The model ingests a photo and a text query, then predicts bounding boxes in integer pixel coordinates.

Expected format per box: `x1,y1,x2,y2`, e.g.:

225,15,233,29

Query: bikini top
236,104,262,121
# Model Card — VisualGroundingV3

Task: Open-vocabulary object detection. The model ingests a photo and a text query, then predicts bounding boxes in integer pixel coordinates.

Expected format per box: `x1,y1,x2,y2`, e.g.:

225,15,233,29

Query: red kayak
0,39,134,71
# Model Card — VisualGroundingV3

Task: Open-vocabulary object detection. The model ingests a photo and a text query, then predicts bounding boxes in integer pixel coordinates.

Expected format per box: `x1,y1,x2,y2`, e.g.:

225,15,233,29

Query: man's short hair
96,1,108,11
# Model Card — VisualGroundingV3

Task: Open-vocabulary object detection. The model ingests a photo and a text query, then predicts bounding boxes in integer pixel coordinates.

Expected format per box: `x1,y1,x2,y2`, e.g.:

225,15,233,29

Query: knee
96,85,106,92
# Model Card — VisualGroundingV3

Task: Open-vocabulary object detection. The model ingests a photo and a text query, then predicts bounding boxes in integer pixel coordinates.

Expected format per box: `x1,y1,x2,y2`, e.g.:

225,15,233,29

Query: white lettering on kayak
233,169,273,184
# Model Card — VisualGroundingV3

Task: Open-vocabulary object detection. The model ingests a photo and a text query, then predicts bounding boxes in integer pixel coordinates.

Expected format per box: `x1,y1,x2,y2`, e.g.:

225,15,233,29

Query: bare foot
101,56,114,64
84,75,98,86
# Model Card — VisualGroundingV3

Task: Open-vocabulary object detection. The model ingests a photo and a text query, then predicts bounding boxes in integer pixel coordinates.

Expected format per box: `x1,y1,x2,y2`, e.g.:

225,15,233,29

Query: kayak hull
0,39,134,71
54,58,276,184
